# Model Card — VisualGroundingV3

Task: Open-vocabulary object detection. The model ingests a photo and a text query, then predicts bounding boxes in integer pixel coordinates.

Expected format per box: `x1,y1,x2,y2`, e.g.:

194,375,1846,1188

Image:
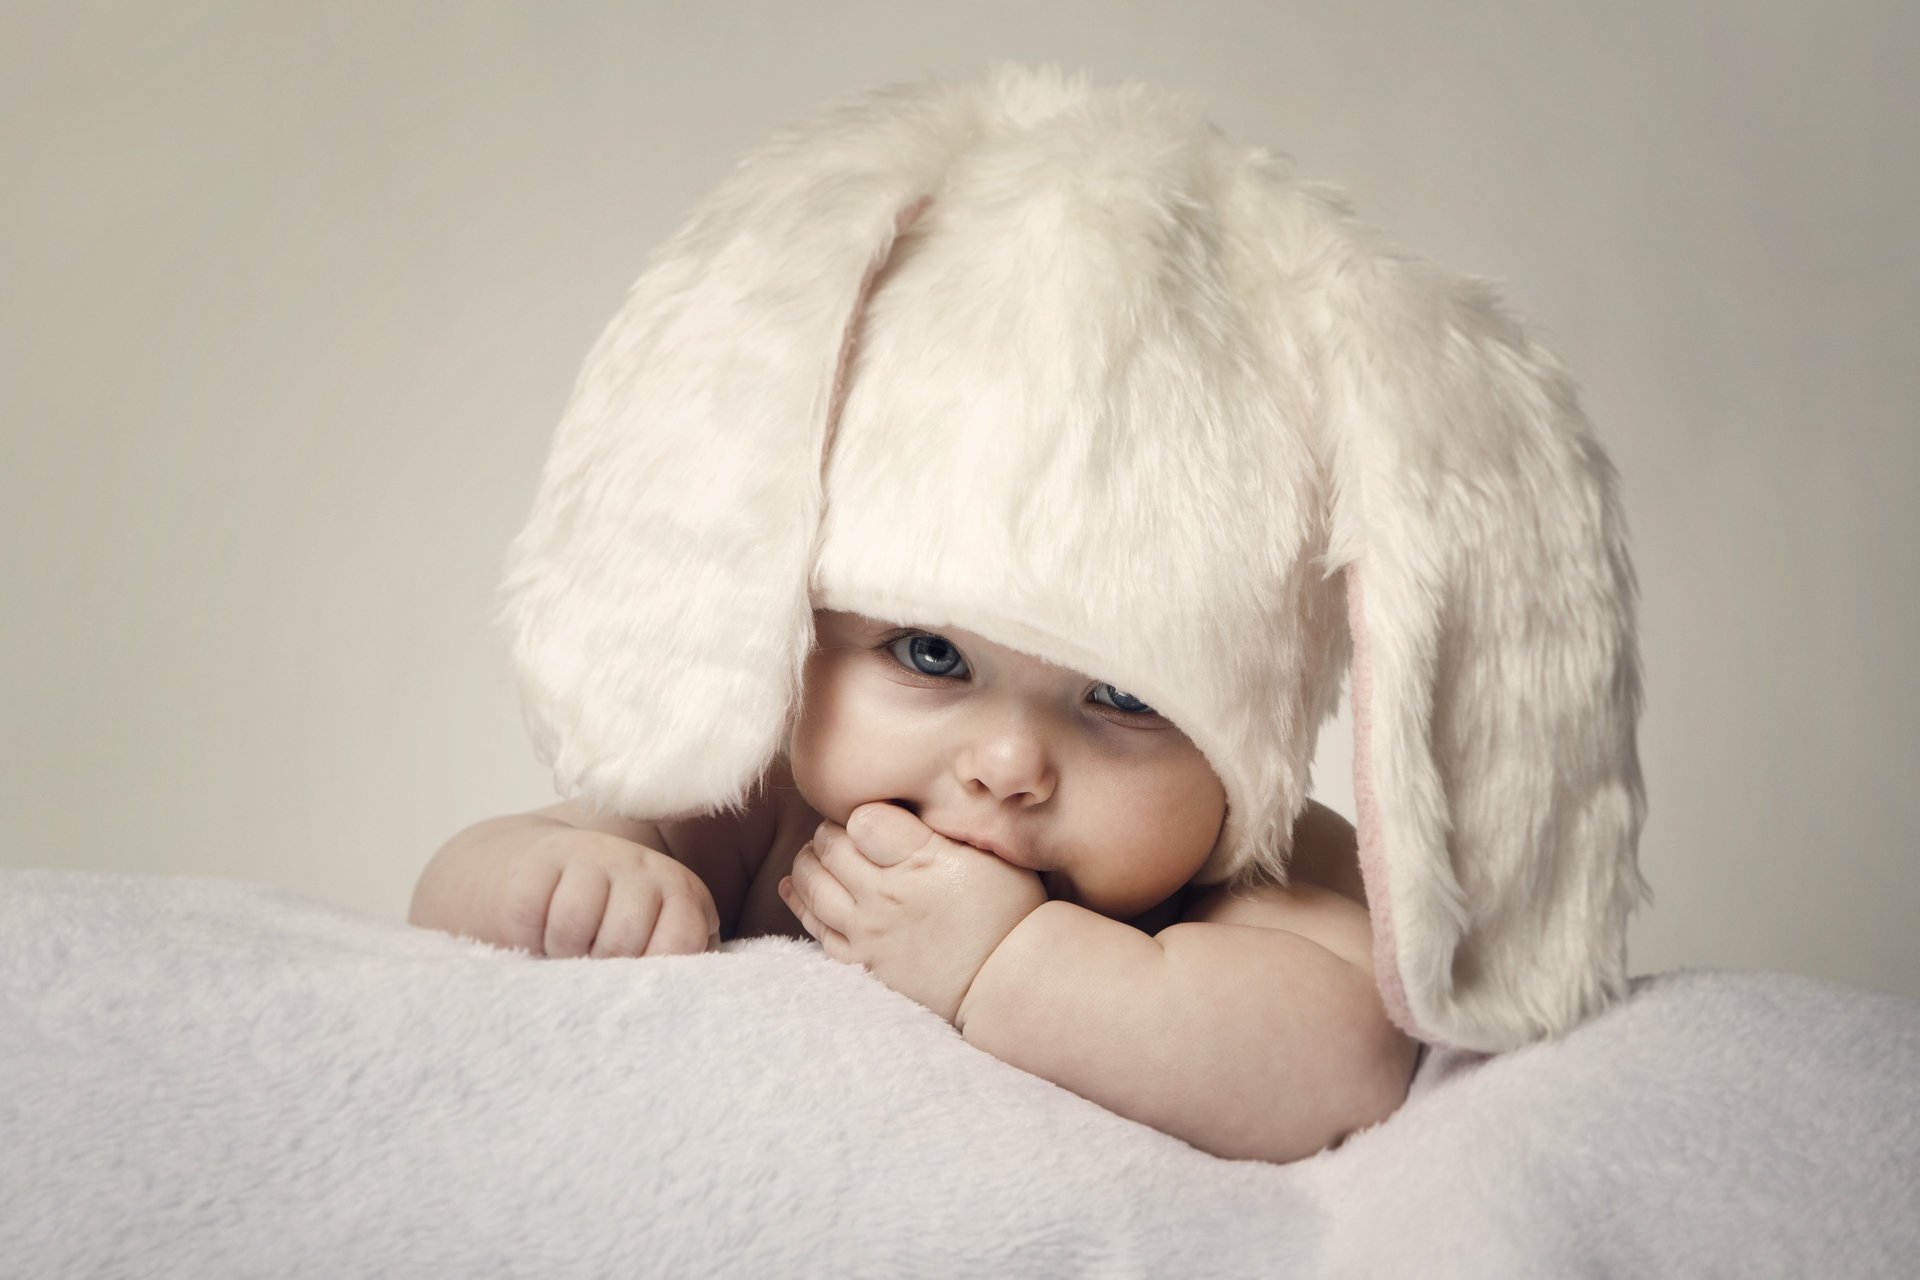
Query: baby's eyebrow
838,618,916,646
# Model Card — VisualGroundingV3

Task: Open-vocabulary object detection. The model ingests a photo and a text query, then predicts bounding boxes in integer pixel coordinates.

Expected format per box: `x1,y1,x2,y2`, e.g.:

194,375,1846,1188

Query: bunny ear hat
496,63,1651,1053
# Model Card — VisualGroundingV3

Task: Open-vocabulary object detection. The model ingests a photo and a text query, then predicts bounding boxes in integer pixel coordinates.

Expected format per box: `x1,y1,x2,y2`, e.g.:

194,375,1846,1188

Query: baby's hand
495,829,721,959
780,803,1046,1023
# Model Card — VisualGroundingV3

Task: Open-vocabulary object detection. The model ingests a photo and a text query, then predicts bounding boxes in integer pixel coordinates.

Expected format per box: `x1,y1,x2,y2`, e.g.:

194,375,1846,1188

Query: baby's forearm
955,902,1412,1163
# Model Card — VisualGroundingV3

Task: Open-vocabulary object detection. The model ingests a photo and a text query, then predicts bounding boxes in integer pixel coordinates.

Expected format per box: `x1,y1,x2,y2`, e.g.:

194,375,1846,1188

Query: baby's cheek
785,731,834,815
1145,759,1229,851
1117,772,1228,889
785,725,862,828
789,684,926,826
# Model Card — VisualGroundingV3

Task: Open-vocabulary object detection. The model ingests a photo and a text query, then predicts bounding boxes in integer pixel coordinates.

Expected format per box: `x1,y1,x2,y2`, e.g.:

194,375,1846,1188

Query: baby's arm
788,799,1414,1162
409,785,779,957
952,816,1415,1163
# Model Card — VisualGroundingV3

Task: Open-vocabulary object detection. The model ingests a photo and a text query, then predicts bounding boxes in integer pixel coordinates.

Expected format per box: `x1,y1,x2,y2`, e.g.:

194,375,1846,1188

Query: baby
412,612,1412,1163
410,61,1648,1167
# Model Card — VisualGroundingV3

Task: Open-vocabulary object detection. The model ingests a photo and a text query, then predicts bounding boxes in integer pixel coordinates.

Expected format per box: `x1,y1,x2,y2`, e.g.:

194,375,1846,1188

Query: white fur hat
496,63,1651,1053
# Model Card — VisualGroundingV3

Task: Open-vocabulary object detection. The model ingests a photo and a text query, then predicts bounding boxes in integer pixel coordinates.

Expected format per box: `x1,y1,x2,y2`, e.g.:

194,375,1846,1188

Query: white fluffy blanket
3,870,1916,1277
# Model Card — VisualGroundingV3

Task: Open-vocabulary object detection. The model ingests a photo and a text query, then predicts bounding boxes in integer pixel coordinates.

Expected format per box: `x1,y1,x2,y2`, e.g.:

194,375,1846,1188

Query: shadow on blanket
3,870,1915,1277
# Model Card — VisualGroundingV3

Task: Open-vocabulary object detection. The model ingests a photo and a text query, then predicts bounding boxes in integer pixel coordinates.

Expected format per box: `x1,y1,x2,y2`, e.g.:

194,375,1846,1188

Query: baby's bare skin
412,758,1367,963
739,779,1368,947
411,764,1405,1161
412,612,1410,1162
434,741,1352,952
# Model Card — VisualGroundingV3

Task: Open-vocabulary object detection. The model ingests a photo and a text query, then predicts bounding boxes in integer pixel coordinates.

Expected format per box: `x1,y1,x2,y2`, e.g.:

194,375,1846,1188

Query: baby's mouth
922,821,1060,892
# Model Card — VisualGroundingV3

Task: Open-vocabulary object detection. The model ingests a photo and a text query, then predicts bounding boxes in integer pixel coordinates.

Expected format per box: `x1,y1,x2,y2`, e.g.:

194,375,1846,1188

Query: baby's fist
498,829,720,958
811,802,1047,1023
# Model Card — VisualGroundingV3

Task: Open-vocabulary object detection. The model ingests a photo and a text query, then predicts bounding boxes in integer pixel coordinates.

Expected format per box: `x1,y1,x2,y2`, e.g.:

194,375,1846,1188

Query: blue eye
888,633,968,678
1091,684,1156,715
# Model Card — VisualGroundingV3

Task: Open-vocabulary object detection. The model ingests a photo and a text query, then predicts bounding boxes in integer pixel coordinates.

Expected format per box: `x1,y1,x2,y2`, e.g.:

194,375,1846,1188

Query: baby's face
788,611,1227,922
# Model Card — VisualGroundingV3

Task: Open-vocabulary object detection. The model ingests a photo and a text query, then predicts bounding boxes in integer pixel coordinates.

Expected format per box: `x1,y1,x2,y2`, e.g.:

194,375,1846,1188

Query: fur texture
8,873,1917,1276
495,62,1651,1051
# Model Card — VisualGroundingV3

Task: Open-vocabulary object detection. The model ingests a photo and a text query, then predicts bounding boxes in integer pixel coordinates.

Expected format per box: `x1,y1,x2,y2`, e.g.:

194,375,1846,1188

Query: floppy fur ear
1318,233,1652,1053
493,86,958,820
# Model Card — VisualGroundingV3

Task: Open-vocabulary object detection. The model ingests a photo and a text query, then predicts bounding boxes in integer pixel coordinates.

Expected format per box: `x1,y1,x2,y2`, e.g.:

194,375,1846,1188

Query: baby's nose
955,719,1056,806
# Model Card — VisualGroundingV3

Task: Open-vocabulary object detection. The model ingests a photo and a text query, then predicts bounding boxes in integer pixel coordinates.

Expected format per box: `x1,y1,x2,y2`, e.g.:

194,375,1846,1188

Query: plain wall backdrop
4,1,1916,998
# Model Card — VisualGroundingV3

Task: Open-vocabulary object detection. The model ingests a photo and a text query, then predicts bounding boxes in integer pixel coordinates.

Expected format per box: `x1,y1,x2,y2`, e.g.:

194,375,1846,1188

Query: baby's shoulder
1178,800,1374,970
1179,878,1374,975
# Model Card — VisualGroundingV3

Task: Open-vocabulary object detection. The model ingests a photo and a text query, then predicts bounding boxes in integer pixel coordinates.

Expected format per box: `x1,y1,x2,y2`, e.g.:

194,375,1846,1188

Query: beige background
4,2,1916,998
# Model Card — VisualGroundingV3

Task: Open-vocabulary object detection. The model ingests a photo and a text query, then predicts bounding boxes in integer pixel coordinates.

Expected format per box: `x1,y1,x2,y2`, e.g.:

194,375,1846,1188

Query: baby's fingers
497,855,564,954
790,843,858,924
844,802,938,868
642,884,718,958
588,876,664,959
544,860,613,958
779,877,852,961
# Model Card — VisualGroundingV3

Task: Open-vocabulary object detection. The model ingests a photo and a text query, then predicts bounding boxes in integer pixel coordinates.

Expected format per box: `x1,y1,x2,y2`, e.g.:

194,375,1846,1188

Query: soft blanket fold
2,870,1915,1277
